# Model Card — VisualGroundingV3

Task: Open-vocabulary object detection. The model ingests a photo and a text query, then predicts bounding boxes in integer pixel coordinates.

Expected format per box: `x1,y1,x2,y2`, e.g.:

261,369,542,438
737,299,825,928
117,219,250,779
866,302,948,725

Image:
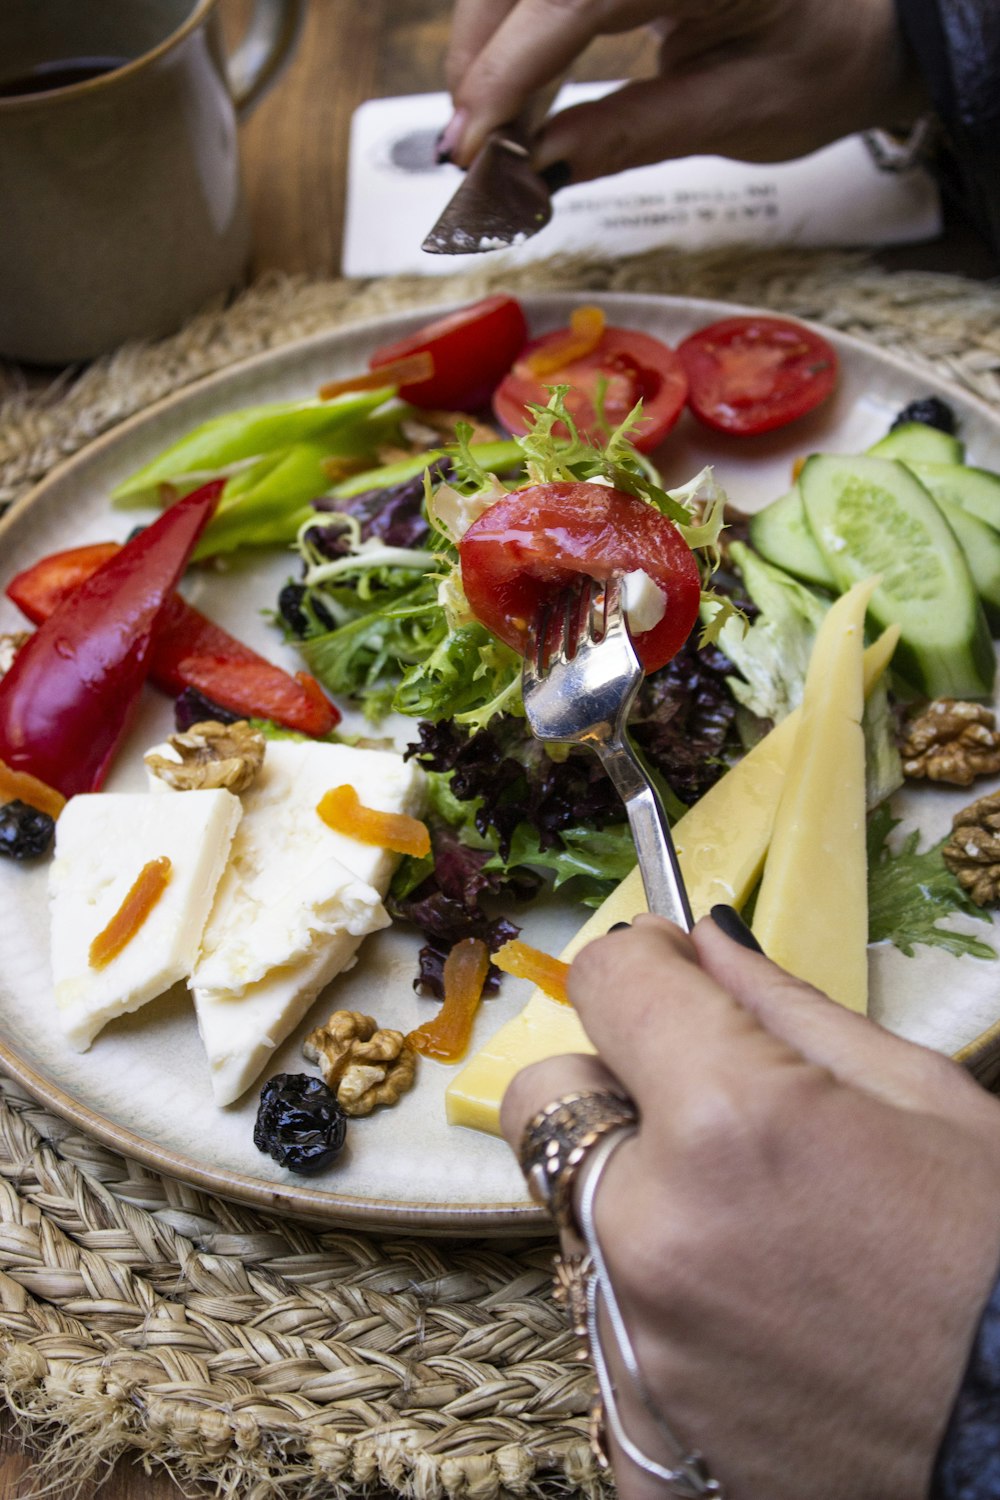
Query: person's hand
501,914,1000,1500
442,0,929,185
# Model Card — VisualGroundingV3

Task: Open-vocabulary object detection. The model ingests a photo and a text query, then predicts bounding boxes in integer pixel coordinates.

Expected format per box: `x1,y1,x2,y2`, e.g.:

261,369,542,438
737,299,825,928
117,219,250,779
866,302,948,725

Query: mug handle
226,0,306,115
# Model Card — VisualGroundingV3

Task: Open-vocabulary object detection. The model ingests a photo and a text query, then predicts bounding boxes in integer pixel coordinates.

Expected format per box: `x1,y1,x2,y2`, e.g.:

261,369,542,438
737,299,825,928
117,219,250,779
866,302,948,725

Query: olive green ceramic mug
0,0,304,364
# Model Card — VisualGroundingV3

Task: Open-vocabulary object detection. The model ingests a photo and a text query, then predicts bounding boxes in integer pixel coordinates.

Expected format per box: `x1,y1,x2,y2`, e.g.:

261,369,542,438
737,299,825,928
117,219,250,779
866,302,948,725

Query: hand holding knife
422,83,564,256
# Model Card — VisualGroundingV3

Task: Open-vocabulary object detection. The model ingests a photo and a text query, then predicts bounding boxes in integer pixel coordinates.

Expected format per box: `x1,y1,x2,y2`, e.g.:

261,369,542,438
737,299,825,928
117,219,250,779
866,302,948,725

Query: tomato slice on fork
458,482,701,674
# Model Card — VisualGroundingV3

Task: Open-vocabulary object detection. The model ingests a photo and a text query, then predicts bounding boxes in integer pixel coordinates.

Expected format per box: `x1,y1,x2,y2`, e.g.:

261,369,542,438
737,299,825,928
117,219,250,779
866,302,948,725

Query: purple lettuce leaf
312,460,454,550
388,810,542,996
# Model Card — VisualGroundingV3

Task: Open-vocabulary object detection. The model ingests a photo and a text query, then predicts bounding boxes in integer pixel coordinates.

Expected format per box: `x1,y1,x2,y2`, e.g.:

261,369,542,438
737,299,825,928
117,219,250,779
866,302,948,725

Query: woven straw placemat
1,247,999,1499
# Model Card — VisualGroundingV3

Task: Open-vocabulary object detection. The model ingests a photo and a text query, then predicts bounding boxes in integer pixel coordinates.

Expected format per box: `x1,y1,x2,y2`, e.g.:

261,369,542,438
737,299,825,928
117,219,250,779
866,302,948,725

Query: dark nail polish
609,921,631,932
710,904,763,953
435,108,469,167
540,159,572,194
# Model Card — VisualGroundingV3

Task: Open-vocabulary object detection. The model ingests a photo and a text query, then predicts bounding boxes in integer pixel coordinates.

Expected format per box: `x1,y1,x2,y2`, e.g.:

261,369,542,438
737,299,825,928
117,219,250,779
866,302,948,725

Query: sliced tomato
368,295,528,411
458,483,701,673
493,324,688,454
677,315,838,436
6,541,121,621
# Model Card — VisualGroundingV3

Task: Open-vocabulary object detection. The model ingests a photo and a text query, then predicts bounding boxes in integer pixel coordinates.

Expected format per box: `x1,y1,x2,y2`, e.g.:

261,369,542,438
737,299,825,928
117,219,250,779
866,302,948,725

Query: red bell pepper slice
7,543,122,616
7,543,339,739
0,482,222,798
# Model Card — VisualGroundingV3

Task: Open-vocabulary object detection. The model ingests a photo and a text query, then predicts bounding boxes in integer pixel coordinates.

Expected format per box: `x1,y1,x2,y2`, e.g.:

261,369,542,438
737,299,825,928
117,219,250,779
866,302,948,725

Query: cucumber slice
904,461,1000,532
800,453,995,698
868,422,964,464
931,496,1000,630
748,487,836,589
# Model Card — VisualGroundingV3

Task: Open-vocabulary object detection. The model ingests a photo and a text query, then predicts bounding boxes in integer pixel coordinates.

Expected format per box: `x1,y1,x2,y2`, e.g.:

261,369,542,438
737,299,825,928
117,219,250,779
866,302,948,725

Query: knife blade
422,125,553,255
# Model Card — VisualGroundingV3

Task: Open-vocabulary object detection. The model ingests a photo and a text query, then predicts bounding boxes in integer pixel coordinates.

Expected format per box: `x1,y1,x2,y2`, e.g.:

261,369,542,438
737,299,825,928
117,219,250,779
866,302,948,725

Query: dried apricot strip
523,306,606,377
407,937,491,1061
89,856,172,970
318,352,434,401
492,938,570,1004
316,784,431,857
0,758,66,819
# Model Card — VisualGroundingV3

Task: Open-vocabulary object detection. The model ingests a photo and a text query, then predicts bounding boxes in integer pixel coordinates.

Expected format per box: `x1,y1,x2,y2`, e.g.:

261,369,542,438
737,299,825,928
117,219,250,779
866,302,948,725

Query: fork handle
597,741,694,932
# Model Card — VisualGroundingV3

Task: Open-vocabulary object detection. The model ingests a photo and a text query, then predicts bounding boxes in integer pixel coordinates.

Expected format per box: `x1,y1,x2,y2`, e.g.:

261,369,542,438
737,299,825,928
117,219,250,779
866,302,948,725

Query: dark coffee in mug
0,56,131,98
0,0,303,363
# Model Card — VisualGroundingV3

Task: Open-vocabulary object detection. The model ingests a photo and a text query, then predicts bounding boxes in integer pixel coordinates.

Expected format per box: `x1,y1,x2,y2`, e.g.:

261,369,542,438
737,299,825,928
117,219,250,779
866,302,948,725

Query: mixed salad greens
270,391,748,991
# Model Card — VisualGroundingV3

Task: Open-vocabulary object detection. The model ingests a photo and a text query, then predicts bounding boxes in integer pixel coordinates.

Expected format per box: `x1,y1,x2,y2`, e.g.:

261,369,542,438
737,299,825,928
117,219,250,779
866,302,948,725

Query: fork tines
531,574,625,676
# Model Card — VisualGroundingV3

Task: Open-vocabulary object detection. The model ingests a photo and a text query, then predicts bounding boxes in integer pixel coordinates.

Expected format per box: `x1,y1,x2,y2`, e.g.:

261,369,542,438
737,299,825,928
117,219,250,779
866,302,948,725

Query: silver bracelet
576,1129,726,1497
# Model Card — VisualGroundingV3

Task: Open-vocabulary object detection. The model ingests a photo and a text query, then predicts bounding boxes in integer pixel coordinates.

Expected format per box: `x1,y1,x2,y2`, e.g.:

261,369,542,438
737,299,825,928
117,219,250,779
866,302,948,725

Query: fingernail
609,921,631,932
540,159,572,193
435,108,469,165
710,904,763,953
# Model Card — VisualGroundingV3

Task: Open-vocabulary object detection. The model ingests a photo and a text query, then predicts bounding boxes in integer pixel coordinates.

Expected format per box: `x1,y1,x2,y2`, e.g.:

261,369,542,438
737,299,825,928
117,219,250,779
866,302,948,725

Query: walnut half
943,790,1000,906
303,1010,416,1116
900,699,1000,786
144,720,265,793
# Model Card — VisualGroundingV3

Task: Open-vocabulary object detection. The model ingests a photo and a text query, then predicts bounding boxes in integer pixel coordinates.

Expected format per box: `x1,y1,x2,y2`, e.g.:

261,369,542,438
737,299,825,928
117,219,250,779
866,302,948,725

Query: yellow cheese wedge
445,996,592,1133
751,577,878,1013
446,622,897,1133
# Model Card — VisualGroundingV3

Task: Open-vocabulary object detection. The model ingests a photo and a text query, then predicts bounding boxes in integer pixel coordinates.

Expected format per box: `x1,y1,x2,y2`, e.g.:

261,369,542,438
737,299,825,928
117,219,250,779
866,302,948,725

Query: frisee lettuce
393,625,524,730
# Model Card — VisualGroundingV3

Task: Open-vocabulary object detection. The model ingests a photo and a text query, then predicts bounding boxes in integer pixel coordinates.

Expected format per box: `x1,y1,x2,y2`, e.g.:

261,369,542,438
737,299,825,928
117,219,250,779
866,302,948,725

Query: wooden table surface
1,1,995,1493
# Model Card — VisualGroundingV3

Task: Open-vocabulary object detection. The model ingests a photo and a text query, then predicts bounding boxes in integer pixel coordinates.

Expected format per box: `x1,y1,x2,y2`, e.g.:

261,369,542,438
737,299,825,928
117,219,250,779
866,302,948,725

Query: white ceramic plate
3,292,1000,1236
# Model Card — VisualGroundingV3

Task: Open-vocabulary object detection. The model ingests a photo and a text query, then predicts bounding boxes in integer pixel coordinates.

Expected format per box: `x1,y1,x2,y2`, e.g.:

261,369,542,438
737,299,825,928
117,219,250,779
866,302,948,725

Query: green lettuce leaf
488,820,637,905
715,541,830,724
718,541,902,807
867,804,995,959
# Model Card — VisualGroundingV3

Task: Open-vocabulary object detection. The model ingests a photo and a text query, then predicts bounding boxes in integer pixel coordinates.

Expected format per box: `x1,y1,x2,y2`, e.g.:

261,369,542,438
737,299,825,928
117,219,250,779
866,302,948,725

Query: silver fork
522,574,693,931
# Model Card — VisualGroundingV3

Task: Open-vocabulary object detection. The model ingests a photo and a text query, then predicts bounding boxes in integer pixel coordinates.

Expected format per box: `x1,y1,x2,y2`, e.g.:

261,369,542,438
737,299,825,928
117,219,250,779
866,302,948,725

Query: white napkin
343,83,942,278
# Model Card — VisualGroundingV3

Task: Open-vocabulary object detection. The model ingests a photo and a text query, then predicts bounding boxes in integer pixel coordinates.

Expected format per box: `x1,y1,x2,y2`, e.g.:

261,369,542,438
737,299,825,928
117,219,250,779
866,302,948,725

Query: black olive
890,397,957,435
278,581,336,638
253,1073,347,1174
174,687,240,731
278,582,311,638
0,799,55,860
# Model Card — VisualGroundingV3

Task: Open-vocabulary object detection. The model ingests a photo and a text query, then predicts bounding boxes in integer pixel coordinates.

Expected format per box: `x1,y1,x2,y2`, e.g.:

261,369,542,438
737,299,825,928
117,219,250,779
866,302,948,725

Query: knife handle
504,75,566,148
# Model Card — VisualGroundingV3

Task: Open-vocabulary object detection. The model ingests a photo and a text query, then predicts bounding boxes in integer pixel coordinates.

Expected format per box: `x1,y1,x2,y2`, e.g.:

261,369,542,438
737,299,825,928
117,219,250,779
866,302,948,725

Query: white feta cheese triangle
150,740,426,1105
49,789,242,1050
